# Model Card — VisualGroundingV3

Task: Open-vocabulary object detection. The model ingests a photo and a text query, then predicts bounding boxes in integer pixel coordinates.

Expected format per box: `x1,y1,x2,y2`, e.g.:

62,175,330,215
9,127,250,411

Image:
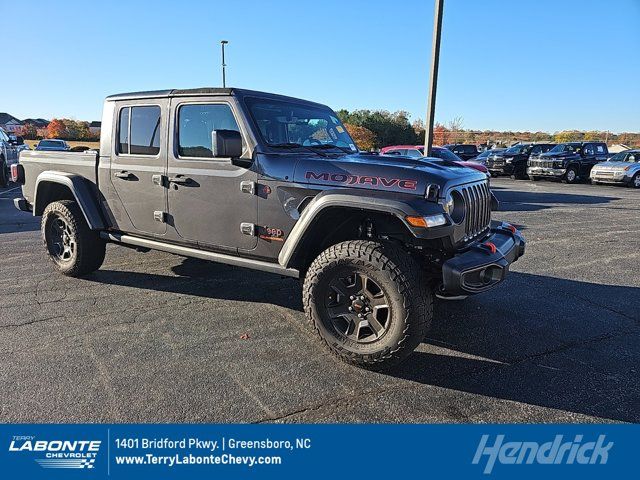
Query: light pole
220,40,229,88
424,0,444,156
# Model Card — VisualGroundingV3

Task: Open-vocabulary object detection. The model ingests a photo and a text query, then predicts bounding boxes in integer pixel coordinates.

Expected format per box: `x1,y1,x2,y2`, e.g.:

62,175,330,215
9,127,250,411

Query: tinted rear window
117,106,161,155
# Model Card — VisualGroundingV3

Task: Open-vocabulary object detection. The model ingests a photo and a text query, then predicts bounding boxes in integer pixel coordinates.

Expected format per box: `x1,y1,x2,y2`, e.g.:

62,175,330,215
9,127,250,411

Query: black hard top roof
105,87,326,107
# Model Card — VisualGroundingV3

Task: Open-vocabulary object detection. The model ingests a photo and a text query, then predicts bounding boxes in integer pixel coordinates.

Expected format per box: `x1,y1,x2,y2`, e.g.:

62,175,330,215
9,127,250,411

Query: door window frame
172,100,248,163
115,104,163,159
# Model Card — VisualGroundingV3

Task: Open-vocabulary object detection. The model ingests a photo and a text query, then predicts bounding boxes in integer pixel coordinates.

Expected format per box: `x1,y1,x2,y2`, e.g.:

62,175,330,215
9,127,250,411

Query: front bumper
590,171,629,184
487,163,515,175
527,166,565,178
440,222,525,296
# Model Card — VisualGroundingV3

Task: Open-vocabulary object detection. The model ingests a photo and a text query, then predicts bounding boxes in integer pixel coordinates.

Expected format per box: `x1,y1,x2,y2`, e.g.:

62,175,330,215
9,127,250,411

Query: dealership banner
0,424,633,479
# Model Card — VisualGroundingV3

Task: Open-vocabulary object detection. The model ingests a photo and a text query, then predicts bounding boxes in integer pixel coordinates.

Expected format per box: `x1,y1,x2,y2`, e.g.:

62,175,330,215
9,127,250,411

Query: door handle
114,171,135,180
168,176,193,185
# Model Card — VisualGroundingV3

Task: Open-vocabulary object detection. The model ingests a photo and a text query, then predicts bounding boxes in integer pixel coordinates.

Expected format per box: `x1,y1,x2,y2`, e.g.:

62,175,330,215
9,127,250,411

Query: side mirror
212,129,242,159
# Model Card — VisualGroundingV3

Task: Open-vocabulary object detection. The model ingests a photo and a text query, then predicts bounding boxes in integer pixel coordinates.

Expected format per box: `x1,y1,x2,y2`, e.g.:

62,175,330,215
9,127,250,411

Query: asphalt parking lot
0,178,638,423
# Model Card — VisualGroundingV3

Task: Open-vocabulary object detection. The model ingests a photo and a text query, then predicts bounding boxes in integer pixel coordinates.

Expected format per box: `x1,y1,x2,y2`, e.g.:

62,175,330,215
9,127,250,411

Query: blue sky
2,0,639,132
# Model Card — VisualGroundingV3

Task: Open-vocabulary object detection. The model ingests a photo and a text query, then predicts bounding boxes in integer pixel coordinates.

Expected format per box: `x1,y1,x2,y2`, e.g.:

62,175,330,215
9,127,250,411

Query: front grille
453,180,491,241
530,160,555,168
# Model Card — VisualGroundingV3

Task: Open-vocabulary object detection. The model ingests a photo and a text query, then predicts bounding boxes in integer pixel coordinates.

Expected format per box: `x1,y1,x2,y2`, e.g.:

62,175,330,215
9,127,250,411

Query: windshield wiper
309,143,353,154
269,142,329,157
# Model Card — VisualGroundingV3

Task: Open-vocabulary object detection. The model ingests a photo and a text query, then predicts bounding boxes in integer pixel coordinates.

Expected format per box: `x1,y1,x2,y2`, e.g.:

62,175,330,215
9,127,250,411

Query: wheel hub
323,271,391,343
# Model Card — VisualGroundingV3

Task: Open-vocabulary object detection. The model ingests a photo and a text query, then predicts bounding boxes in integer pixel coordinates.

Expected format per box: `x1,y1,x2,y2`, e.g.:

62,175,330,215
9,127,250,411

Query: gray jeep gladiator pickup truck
12,87,525,369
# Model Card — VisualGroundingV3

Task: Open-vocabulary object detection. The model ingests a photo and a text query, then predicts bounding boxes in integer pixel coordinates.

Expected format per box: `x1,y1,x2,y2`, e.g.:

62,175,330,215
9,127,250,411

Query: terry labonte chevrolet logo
9,435,100,469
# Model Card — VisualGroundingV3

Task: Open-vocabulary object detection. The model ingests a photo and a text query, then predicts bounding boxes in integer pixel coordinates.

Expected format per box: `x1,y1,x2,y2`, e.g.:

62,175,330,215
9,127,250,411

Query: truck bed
19,150,99,205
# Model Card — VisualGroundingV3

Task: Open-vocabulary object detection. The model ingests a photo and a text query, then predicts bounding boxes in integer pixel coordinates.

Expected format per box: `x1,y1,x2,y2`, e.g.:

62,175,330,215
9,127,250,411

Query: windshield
431,148,461,162
505,145,528,154
549,143,579,153
246,97,357,151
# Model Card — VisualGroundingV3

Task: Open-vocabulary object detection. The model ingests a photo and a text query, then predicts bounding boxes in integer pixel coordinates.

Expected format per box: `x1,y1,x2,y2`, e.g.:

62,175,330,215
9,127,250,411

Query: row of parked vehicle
380,142,640,189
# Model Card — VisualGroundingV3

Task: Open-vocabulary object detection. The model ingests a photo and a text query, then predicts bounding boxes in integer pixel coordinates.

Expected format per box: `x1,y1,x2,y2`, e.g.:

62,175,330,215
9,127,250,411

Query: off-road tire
564,167,579,184
303,240,432,370
0,157,7,188
528,175,540,181
41,200,106,276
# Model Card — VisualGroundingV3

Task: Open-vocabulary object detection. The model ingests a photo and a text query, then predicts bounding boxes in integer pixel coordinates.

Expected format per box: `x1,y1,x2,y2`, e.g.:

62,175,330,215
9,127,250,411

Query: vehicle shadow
390,272,639,422
0,186,39,234
89,261,638,422
494,189,620,212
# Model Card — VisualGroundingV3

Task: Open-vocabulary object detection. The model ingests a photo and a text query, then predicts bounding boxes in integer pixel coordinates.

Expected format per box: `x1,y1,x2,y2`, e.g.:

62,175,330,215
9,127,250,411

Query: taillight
10,164,25,184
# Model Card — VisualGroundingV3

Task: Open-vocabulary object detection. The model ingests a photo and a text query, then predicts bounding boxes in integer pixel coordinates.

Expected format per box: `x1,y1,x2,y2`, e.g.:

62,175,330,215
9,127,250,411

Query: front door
166,98,257,251
110,102,168,236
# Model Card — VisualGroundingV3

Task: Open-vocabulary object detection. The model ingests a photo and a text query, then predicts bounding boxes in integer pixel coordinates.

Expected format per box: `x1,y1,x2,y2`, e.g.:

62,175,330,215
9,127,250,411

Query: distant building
0,113,23,133
89,121,101,136
608,144,631,153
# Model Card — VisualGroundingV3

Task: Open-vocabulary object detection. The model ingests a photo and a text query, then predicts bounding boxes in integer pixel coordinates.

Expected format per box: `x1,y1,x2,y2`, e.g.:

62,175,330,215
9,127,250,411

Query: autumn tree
344,123,377,151
433,123,449,146
337,109,418,148
46,119,66,139
18,123,38,139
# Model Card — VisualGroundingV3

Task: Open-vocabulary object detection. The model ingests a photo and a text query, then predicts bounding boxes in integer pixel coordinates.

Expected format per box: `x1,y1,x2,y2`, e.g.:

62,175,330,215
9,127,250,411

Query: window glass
246,97,356,150
406,149,422,157
584,145,595,156
118,108,129,154
178,104,241,158
625,154,637,163
463,145,477,154
130,106,161,155
432,148,462,161
596,145,605,153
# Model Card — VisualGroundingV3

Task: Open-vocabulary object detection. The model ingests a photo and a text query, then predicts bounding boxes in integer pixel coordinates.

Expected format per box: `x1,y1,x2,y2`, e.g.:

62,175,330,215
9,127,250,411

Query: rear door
166,97,257,251
110,101,168,236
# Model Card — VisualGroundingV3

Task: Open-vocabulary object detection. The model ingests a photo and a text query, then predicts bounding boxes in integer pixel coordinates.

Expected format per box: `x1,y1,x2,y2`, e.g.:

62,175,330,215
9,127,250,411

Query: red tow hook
483,241,497,254
504,223,517,234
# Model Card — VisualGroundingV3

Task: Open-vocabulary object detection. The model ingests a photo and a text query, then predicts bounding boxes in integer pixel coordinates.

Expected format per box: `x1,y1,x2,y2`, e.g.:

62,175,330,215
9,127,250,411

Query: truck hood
592,161,631,170
537,151,577,160
293,152,487,196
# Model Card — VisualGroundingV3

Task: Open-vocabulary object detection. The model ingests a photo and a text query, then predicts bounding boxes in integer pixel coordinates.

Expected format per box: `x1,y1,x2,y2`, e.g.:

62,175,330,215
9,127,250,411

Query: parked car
590,149,640,188
470,148,506,166
0,127,20,187
34,139,70,151
12,87,524,370
487,143,555,179
444,144,480,161
527,142,609,183
380,145,490,175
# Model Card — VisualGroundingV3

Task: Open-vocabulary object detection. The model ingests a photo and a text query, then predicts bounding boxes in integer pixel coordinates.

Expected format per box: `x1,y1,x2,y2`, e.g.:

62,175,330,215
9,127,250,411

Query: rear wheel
42,200,106,276
303,240,432,370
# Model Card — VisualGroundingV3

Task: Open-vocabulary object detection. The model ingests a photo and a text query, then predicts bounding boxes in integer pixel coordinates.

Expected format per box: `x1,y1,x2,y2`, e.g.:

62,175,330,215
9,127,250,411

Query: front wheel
303,240,432,370
528,175,540,181
564,167,579,184
631,173,640,189
42,200,106,277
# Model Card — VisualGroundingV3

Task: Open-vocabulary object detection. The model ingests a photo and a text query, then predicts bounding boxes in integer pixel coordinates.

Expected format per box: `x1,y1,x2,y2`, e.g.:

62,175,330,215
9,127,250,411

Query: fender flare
34,171,106,230
278,188,444,268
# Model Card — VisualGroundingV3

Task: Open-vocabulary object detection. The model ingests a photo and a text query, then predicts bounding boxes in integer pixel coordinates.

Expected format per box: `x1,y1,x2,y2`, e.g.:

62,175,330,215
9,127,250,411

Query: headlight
442,190,465,224
505,157,514,163
405,214,447,228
